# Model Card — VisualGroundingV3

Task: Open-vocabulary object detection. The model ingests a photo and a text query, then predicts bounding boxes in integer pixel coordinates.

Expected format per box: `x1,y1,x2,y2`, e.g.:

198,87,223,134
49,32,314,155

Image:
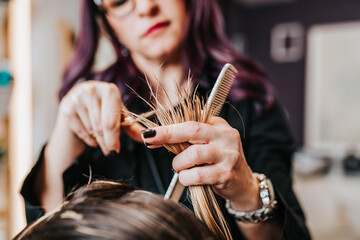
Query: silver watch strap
225,173,277,223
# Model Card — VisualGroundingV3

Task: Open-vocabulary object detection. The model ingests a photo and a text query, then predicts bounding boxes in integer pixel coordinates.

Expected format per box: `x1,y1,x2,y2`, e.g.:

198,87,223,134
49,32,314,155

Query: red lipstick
144,21,170,37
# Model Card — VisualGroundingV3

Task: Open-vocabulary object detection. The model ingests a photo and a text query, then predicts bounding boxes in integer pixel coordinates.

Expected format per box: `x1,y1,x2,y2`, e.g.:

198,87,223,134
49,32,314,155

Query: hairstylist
21,0,311,239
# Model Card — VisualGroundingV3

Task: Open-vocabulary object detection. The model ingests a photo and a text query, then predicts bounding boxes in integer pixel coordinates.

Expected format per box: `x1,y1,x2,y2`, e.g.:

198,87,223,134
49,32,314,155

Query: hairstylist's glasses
94,0,135,18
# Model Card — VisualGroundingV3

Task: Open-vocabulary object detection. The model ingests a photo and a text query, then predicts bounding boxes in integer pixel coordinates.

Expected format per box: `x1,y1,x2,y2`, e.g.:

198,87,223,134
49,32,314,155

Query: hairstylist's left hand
141,117,261,211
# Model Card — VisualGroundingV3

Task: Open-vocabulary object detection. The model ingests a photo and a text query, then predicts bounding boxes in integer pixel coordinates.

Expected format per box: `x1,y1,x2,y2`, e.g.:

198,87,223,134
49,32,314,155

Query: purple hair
60,0,274,110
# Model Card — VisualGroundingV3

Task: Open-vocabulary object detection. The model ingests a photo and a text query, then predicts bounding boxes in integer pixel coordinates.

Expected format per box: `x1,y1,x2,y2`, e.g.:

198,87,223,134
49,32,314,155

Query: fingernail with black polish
141,129,156,138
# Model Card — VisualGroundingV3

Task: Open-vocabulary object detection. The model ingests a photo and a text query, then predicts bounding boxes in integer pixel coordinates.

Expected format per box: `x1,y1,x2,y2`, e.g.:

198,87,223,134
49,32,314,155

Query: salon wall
31,0,80,158
6,0,79,237
221,0,360,146
221,0,360,240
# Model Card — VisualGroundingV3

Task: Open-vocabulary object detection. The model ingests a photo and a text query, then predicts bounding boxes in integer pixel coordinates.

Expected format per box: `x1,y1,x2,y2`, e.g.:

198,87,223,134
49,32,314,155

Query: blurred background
1,0,360,239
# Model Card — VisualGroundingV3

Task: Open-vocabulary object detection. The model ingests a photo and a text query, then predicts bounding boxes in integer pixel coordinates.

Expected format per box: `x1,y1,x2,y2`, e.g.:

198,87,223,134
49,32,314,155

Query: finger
172,145,220,172
124,122,146,143
93,132,110,156
178,164,224,186
88,95,102,139
120,105,146,143
100,86,121,153
80,91,111,155
208,116,230,127
141,121,220,145
74,102,94,134
144,144,163,149
67,113,98,148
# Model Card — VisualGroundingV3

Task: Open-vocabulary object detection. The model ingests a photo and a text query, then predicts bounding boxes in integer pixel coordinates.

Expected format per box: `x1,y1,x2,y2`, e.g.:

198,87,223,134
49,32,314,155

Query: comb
164,63,238,202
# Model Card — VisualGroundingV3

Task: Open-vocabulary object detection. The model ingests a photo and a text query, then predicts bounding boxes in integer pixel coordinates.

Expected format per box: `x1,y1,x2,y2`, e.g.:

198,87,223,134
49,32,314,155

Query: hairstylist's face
105,0,187,61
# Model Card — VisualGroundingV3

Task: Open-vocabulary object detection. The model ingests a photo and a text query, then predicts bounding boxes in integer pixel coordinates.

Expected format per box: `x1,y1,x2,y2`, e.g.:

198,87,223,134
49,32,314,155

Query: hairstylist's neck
132,51,188,105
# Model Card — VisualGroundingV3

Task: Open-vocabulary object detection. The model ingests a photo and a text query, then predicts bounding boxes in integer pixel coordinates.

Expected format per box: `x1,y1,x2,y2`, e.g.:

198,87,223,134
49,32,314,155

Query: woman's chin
148,45,182,63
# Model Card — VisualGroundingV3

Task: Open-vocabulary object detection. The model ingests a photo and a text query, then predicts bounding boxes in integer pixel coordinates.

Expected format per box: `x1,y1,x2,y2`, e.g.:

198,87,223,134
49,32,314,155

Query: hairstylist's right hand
40,81,145,212
56,81,143,156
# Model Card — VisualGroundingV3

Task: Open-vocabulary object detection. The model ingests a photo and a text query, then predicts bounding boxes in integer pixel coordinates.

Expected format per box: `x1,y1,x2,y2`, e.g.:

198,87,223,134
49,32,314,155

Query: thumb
123,122,146,143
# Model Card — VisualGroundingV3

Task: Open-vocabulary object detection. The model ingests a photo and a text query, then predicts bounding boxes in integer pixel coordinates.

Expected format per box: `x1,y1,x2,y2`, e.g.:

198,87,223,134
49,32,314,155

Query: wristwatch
225,173,277,223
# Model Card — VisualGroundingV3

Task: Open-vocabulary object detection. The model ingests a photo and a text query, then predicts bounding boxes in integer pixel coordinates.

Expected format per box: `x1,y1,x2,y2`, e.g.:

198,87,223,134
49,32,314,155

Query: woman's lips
144,21,170,37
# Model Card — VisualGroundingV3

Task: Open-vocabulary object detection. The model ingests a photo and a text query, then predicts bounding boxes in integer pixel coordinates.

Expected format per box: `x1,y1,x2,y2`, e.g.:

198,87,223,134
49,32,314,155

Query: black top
21,71,311,239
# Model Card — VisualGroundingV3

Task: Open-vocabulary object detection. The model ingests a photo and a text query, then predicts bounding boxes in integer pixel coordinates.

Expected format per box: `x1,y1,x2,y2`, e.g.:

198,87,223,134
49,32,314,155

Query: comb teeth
206,63,238,116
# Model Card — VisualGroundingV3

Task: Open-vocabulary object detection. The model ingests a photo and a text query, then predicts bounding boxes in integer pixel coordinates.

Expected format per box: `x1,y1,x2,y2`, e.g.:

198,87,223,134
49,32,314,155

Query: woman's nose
134,0,159,17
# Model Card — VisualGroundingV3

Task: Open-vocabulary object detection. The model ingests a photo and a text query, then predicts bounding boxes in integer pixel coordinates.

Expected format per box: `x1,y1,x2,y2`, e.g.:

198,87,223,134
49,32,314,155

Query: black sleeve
20,145,95,224
20,146,46,224
242,101,311,239
20,136,136,225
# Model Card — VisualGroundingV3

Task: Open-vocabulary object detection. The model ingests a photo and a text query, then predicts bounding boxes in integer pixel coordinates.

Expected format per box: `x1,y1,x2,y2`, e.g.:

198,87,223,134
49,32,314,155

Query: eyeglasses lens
102,0,134,18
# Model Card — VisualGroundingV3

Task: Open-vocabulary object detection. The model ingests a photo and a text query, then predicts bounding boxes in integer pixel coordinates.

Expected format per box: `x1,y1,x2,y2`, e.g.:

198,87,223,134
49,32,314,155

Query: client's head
14,180,217,240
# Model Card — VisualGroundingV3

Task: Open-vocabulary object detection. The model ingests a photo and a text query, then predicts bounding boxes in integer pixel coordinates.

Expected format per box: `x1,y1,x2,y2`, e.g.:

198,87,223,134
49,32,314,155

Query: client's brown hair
14,181,216,240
